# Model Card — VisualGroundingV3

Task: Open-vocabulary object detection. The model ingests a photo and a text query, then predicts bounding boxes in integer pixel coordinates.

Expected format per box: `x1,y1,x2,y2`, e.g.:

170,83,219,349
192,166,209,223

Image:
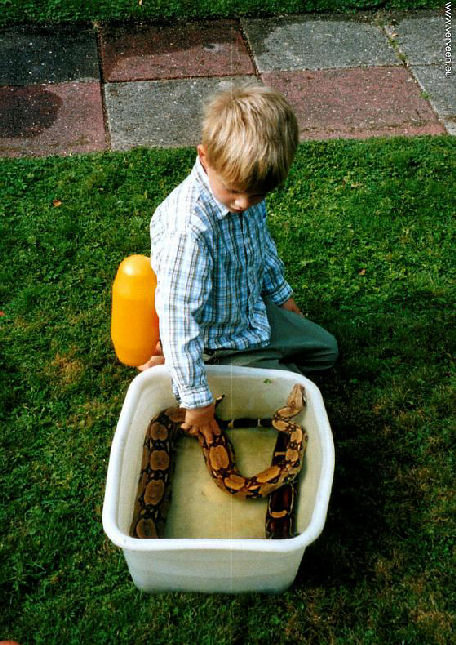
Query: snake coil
130,384,307,539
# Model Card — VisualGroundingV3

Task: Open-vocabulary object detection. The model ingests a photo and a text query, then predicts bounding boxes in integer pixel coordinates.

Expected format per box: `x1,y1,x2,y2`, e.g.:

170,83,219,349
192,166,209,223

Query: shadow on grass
294,294,454,590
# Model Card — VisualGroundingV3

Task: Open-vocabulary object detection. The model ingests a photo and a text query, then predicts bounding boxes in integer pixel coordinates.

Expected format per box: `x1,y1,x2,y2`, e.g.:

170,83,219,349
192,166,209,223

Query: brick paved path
0,10,454,157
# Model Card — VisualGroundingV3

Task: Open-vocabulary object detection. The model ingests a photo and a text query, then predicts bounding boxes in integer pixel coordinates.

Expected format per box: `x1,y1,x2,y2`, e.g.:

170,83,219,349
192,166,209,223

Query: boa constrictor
130,384,307,540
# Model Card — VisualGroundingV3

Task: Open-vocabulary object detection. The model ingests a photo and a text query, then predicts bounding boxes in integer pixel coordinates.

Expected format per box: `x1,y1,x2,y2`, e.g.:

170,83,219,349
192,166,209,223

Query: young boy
139,84,338,439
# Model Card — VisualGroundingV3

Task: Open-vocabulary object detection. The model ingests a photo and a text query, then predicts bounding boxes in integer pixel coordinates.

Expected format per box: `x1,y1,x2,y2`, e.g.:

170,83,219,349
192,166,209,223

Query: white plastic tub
102,365,334,593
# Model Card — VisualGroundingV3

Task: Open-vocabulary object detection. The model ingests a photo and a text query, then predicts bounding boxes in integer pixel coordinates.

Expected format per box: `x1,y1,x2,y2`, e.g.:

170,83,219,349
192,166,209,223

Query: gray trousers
206,299,338,375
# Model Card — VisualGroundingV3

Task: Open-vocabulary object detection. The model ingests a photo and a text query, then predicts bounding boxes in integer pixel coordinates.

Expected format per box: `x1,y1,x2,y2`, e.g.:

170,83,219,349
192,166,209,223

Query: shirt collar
194,156,230,220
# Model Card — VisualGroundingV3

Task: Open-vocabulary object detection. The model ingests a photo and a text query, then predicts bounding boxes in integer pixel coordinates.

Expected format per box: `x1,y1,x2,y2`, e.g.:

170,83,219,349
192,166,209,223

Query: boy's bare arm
281,297,303,316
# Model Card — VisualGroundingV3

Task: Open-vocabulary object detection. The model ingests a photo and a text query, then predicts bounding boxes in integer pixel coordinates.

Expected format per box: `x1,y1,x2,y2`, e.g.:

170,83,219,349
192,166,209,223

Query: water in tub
164,425,294,539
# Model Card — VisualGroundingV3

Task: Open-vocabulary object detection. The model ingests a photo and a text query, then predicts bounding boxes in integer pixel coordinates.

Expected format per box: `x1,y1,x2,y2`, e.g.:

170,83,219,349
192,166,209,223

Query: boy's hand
281,297,304,316
137,342,165,371
181,403,220,444
137,355,165,371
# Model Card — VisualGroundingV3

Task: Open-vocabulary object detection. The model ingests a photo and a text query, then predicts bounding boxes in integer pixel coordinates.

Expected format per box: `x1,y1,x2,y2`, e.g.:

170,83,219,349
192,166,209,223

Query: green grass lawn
1,136,455,644
0,0,443,26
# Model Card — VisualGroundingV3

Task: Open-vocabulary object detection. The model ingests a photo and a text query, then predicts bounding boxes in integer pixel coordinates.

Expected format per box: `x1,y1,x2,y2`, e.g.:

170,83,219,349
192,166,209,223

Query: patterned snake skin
130,384,307,539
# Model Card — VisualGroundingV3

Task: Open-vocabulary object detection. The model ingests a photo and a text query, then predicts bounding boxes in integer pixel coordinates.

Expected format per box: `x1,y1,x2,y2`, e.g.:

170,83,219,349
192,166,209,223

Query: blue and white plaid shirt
150,157,293,409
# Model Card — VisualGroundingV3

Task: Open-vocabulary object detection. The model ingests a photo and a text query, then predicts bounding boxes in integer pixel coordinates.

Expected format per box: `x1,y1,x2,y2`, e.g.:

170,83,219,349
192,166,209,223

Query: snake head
276,384,306,419
288,384,306,411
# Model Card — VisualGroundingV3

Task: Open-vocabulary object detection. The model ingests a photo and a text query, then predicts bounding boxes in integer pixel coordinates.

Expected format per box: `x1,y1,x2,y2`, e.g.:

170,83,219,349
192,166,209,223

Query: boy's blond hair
201,83,298,193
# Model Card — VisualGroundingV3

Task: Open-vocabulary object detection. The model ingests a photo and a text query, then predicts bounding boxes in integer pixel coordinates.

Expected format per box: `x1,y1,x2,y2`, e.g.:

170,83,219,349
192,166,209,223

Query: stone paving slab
242,16,399,72
441,118,456,135
0,82,107,157
104,76,258,149
262,67,446,139
385,12,447,65
100,20,255,82
0,13,453,158
0,25,99,85
384,12,455,134
411,65,456,134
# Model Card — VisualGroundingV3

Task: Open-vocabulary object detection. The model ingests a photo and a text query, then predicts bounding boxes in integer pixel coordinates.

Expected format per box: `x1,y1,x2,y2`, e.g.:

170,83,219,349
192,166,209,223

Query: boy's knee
324,333,339,369
311,329,338,372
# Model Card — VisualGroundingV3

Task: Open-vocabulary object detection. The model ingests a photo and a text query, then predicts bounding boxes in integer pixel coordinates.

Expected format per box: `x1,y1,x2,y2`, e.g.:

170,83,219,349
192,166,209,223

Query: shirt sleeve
156,228,214,409
261,211,293,306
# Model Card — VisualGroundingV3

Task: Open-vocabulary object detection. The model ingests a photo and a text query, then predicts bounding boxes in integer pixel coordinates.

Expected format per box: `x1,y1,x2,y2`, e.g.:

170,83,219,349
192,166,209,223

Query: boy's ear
197,144,207,169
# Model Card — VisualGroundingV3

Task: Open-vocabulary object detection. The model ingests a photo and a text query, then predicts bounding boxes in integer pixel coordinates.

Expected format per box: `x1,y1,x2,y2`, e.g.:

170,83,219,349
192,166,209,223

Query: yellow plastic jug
111,255,160,367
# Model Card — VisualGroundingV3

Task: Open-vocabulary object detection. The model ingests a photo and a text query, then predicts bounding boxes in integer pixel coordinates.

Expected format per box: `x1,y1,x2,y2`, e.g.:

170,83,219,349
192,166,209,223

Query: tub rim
102,365,334,554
